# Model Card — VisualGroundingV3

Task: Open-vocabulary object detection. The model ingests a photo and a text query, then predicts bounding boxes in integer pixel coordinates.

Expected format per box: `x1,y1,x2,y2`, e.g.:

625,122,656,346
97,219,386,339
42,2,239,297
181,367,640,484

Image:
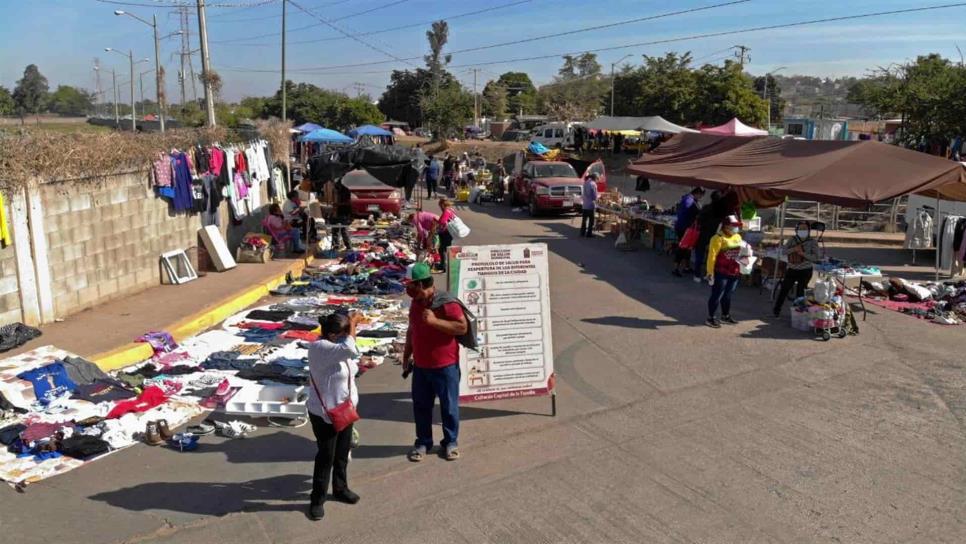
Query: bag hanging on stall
678,223,700,250
309,361,359,432
447,216,471,239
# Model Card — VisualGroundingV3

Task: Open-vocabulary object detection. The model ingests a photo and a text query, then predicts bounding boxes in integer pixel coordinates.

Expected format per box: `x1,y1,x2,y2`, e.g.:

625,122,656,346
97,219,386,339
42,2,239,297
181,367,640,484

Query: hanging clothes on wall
904,208,933,249
152,153,173,187
939,215,962,272
171,151,195,212
952,217,966,277
200,174,222,227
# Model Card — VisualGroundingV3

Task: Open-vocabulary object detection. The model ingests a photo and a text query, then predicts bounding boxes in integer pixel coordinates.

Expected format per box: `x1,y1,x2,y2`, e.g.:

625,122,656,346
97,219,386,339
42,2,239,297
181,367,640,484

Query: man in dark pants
330,178,352,250
580,173,600,237
672,187,704,277
773,221,822,317
402,263,468,463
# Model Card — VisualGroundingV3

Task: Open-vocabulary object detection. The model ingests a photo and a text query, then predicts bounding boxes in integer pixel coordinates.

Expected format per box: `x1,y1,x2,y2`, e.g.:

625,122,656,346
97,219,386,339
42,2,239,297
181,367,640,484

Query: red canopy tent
700,118,768,137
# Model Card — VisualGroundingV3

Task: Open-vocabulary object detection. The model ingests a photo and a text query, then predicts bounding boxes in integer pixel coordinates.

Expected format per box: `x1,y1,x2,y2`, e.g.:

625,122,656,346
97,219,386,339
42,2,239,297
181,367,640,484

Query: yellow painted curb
90,257,314,372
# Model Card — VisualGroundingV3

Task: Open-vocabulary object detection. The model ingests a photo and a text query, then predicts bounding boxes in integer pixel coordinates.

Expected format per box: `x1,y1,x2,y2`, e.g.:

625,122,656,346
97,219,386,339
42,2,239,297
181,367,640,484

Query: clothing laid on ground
0,323,42,353
18,363,77,405
408,298,462,369
247,310,294,322
71,379,137,403
306,337,360,423
106,386,168,419
60,356,110,386
706,232,743,277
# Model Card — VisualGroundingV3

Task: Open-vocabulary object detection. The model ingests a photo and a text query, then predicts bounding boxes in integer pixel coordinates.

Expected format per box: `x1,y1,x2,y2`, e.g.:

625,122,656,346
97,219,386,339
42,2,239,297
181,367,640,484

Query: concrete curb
90,257,314,372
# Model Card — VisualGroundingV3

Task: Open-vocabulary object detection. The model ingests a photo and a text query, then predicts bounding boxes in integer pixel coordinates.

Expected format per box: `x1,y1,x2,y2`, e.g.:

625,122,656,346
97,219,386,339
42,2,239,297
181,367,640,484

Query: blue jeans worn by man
412,363,460,449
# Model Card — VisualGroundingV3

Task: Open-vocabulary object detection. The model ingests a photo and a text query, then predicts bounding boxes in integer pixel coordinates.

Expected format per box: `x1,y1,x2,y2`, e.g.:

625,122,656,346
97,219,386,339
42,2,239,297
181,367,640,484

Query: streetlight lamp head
114,10,124,15
104,47,113,52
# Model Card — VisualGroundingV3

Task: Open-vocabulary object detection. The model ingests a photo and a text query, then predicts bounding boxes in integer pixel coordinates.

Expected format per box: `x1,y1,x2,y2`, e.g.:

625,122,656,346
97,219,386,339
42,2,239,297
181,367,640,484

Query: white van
531,122,575,149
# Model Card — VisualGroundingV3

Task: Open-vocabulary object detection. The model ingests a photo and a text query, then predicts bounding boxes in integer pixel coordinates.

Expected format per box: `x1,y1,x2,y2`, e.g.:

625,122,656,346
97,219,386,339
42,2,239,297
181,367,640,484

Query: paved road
3,196,965,543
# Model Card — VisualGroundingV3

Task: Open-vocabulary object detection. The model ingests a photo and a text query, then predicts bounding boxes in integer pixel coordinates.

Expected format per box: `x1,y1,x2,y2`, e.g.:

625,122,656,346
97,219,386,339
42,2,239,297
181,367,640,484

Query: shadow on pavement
358,391,536,423
581,316,677,330
89,474,311,515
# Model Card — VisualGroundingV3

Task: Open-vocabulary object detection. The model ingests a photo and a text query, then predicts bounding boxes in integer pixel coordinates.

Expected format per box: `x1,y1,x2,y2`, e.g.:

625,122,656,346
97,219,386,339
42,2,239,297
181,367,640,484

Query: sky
2,0,966,104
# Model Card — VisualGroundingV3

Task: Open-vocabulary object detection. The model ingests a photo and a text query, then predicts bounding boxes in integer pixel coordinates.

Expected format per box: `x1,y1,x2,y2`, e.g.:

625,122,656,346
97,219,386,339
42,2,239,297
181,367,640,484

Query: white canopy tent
583,115,698,133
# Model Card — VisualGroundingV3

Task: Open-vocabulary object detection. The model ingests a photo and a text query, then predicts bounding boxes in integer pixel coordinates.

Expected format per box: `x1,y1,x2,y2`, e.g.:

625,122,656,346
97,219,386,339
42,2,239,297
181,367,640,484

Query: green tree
0,86,14,116
753,74,786,125
48,85,95,116
333,96,384,128
537,54,608,120
378,68,457,127
482,81,508,118
848,54,966,147
424,20,451,99
238,96,269,118
13,64,49,124
420,82,474,139
692,60,768,127
495,71,536,115
612,52,696,123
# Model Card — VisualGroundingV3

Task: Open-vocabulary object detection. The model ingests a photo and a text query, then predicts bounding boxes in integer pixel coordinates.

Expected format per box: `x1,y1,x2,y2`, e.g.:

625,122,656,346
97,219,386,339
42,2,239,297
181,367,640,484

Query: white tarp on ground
583,115,698,133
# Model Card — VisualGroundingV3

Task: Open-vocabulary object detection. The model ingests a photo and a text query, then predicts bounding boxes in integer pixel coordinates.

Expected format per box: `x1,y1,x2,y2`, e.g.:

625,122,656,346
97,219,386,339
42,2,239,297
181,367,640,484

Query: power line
219,2,966,76
216,0,532,45
217,0,351,22
286,0,418,68
252,0,751,72
96,0,278,8
212,0,411,43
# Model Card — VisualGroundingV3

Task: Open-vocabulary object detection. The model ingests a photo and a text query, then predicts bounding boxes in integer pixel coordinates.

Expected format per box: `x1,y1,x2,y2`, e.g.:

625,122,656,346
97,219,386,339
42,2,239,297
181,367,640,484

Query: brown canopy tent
627,133,966,280
627,133,966,207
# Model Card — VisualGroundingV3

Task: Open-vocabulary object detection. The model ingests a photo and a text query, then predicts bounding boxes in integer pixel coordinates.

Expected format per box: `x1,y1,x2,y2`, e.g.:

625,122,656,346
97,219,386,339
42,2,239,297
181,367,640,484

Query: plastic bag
678,224,700,249
736,241,757,275
447,216,471,239
813,278,836,304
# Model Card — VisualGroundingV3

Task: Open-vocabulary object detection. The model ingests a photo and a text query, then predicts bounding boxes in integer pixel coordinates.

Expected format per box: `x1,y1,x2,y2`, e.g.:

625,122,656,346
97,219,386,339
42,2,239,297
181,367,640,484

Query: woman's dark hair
287,190,299,200
268,203,283,216
320,313,351,336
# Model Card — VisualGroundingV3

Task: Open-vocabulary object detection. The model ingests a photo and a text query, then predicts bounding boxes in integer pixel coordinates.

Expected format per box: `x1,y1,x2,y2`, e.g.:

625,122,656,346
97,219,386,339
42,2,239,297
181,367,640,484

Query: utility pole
178,6,189,108
471,68,480,128
93,59,102,117
610,54,633,116
734,45,750,68
152,14,165,132
112,69,119,126
129,51,136,132
281,0,287,124
196,0,216,126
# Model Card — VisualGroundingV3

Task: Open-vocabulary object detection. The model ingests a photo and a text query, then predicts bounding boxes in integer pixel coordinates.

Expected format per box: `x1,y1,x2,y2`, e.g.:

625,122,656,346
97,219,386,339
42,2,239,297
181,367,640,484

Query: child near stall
306,311,375,521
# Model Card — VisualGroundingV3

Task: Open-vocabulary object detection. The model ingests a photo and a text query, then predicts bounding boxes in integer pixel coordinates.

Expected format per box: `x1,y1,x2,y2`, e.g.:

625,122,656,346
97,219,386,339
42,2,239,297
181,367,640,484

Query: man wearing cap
580,172,600,238
705,215,744,328
403,262,468,462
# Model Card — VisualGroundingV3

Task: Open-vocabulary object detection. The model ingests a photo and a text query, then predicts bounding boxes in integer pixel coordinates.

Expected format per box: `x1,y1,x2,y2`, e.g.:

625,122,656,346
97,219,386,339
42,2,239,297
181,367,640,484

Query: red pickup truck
508,158,607,216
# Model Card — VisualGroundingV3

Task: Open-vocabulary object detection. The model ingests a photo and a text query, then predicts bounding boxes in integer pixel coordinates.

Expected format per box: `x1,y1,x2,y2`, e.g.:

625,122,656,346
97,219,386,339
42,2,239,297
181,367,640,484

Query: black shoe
672,270,683,278
721,315,738,325
706,317,721,328
332,489,360,504
772,308,781,318
308,503,325,521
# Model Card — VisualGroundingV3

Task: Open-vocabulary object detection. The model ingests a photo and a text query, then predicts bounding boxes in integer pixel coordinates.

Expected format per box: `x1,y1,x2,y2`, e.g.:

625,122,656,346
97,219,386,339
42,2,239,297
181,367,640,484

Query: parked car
530,122,577,149
341,169,403,217
508,159,607,216
500,129,531,142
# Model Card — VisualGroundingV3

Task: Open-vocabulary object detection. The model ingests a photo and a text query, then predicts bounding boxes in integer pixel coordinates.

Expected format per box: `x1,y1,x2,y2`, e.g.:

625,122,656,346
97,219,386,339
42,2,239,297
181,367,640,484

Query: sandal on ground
407,445,428,462
186,422,215,436
443,444,460,461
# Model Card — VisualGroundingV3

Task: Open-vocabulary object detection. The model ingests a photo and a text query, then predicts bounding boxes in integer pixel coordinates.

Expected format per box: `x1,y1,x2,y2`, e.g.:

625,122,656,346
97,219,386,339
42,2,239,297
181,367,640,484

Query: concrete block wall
41,171,200,317
0,211,20,324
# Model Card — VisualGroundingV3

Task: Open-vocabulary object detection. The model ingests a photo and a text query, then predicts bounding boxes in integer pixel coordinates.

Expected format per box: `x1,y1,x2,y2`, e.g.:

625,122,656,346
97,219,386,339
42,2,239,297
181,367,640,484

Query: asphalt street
2,195,965,544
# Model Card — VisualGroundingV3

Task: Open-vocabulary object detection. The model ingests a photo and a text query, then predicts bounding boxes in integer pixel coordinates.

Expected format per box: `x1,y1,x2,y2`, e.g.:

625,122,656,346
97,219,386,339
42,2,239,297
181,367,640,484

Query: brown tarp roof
627,133,966,207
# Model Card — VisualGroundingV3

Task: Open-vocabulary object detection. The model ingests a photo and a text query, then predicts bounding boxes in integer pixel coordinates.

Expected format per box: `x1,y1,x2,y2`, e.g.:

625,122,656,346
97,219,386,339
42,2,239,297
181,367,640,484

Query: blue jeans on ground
412,363,460,448
708,273,740,318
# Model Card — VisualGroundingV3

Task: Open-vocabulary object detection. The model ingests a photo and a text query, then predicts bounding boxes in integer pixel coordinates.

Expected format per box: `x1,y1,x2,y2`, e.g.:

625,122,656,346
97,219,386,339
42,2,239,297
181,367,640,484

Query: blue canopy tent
295,122,323,133
300,128,353,144
349,124,393,138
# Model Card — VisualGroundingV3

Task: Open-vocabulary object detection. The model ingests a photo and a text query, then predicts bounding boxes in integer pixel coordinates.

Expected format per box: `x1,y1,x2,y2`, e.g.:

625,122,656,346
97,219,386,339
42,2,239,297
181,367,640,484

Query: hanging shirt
153,154,173,187
0,192,11,248
171,152,195,212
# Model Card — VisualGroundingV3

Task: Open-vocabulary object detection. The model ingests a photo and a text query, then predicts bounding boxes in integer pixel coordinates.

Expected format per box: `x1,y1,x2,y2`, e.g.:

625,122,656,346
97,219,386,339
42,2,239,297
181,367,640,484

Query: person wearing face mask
305,311,376,521
402,262,469,463
705,215,744,328
773,221,822,317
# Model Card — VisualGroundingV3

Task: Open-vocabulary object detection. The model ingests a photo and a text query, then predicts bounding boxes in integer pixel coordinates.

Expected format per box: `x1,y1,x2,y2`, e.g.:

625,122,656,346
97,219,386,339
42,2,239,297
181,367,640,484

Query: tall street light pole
610,54,633,116
763,66,786,131
139,68,154,110
112,69,119,126
114,10,172,133
105,48,139,132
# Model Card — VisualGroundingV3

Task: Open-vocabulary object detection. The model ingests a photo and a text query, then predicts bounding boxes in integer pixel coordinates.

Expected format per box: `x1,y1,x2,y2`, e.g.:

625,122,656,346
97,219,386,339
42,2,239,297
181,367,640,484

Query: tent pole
935,195,941,281
771,200,786,300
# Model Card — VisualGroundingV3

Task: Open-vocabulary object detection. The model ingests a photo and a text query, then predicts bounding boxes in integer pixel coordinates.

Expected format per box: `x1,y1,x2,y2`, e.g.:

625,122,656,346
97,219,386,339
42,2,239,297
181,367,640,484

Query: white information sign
448,243,555,402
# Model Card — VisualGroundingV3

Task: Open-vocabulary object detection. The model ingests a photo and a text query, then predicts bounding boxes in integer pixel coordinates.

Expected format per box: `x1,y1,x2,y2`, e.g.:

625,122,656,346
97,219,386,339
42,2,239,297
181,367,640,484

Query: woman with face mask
773,221,822,317
705,215,744,328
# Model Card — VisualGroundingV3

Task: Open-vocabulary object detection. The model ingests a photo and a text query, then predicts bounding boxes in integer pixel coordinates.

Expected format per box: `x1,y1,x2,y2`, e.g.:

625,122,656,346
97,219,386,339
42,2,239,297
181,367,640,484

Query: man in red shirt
403,262,468,462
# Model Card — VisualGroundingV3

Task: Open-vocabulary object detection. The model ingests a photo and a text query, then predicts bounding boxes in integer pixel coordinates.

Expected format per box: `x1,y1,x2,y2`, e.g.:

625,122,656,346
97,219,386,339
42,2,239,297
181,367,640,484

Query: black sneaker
308,503,325,521
721,315,738,325
706,317,721,328
332,489,360,504
772,308,781,318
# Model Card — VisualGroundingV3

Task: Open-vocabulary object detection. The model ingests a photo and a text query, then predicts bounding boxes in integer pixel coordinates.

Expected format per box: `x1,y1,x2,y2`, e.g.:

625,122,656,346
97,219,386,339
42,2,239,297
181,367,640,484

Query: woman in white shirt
306,311,374,521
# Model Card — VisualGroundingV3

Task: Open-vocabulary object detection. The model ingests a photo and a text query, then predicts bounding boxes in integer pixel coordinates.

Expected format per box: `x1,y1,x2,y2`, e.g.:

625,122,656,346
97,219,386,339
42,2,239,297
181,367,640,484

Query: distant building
782,117,849,141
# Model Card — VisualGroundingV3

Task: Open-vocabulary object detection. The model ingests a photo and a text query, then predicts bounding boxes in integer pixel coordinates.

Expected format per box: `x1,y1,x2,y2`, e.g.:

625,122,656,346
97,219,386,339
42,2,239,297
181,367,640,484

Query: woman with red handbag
306,311,376,521
672,187,705,277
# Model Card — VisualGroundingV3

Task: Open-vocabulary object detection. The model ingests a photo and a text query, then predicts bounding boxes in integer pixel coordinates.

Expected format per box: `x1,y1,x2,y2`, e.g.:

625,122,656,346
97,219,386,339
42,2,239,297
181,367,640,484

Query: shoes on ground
720,315,738,325
332,489,360,504
706,317,721,329
308,503,324,521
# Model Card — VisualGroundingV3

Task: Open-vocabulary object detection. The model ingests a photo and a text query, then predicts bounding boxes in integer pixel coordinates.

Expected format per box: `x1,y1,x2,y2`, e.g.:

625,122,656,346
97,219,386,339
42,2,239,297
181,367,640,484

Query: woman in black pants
773,221,822,317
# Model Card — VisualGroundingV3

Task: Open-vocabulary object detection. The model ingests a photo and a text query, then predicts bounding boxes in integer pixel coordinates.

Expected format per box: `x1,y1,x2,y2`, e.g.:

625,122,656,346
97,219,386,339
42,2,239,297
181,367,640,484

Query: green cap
406,262,432,282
